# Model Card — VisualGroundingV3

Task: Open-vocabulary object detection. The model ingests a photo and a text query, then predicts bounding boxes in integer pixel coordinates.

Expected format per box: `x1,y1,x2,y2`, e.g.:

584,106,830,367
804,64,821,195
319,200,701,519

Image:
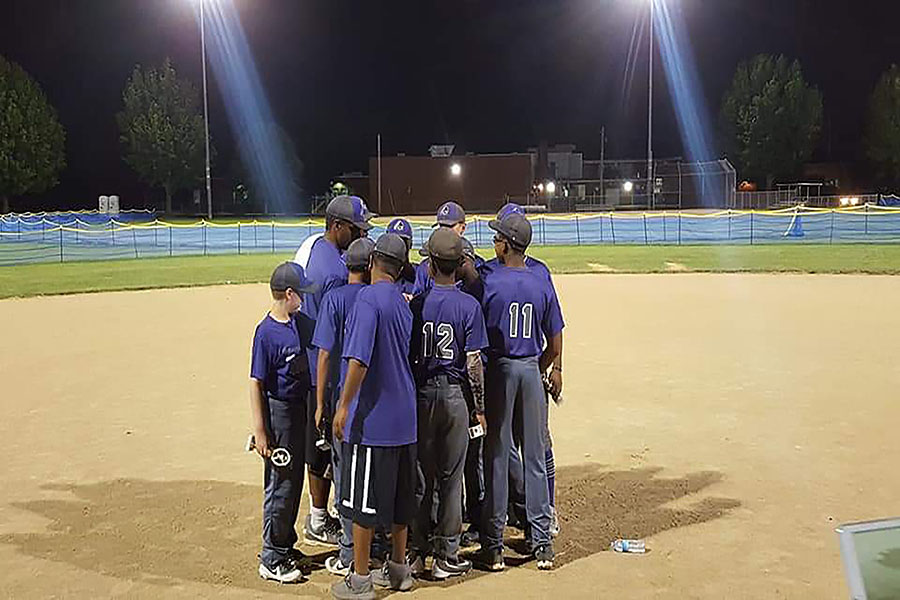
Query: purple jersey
312,283,366,408
413,255,486,296
342,281,417,446
480,255,554,290
479,265,565,359
250,312,315,400
409,284,488,385
302,236,349,379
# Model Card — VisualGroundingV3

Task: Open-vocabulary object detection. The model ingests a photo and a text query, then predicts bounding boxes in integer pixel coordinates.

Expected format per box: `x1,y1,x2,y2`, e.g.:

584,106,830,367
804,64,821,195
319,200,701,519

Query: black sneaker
287,548,312,574
534,544,554,570
460,527,480,548
432,556,472,580
304,513,341,547
472,547,505,572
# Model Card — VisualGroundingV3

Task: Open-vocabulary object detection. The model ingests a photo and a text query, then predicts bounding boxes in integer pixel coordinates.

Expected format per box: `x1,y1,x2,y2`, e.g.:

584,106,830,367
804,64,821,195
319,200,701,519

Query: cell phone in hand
468,423,485,439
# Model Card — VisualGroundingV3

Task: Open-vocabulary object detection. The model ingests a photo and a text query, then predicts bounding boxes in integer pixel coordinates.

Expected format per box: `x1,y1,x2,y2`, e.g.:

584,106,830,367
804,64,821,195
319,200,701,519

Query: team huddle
248,195,565,599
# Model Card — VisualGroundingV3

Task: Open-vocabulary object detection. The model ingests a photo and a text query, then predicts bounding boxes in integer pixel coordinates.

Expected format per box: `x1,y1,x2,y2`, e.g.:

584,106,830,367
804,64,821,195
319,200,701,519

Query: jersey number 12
422,322,455,359
508,302,534,339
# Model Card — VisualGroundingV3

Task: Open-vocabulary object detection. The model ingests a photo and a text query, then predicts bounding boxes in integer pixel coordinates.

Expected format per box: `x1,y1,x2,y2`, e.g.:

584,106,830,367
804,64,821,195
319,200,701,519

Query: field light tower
646,0,655,209
193,0,214,220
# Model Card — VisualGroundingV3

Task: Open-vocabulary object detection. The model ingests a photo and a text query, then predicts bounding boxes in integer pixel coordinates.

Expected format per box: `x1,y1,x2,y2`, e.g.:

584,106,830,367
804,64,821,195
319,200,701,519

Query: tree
865,65,900,186
0,55,66,213
720,54,823,188
117,59,208,214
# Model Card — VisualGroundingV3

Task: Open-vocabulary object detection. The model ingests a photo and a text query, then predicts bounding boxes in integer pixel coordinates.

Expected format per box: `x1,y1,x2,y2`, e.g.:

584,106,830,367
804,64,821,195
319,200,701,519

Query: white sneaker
258,558,304,583
325,555,351,576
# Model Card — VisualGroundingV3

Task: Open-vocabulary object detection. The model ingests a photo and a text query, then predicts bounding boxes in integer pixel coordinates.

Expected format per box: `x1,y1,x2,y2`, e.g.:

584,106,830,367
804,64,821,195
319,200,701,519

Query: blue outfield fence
2,206,900,266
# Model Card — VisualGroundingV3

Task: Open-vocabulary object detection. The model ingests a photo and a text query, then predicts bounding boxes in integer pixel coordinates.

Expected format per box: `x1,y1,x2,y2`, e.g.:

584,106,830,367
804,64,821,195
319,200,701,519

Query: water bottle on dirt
611,539,646,554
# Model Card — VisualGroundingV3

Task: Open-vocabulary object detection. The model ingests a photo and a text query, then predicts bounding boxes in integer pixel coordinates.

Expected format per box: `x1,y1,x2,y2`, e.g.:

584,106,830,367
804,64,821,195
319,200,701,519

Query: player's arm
333,359,368,442
539,333,562,374
315,349,330,427
549,334,563,399
249,378,272,458
466,350,487,431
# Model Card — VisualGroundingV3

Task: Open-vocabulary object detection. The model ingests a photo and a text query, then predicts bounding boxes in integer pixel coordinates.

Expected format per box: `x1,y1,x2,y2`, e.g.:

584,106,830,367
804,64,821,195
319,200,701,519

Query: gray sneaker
372,559,414,591
304,513,341,547
432,556,472,580
332,572,375,600
407,551,426,577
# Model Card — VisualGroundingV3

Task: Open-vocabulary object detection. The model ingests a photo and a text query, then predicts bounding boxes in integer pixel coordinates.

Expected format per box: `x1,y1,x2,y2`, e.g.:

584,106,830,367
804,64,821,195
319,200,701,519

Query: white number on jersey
422,322,455,360
508,302,534,339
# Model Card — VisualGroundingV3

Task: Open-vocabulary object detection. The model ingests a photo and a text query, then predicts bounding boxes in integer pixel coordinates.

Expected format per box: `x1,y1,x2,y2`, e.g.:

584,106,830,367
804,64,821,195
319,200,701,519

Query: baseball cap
326,195,376,231
270,261,318,293
426,227,463,261
488,213,532,251
374,233,408,263
435,201,466,227
460,236,477,262
386,218,413,242
344,237,375,269
497,202,525,220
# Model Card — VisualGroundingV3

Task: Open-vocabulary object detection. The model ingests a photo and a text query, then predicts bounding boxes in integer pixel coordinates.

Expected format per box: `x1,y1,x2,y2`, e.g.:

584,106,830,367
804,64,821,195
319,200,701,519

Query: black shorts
305,388,331,477
337,442,418,529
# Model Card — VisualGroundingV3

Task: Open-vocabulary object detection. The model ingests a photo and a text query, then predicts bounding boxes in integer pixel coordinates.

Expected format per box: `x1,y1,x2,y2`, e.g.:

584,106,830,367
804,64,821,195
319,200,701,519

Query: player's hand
253,429,273,459
403,293,413,303
314,405,324,430
332,405,348,443
548,369,563,401
476,413,487,434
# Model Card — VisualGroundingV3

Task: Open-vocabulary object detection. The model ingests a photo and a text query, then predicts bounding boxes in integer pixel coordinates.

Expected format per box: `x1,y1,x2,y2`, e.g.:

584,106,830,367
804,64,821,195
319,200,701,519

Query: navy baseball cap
270,262,318,293
497,202,525,220
374,233,408,263
489,213,532,251
435,201,466,227
344,237,375,269
426,227,463,261
326,195,376,231
386,218,413,242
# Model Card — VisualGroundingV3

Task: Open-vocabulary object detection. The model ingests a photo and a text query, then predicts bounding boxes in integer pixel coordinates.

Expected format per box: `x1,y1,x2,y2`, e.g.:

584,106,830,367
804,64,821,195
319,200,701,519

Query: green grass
1,244,899,299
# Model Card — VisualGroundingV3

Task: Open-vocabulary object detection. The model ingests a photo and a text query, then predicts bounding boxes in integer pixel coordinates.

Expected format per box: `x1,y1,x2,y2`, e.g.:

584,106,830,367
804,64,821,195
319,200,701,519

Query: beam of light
201,0,304,213
653,0,718,205
620,10,646,109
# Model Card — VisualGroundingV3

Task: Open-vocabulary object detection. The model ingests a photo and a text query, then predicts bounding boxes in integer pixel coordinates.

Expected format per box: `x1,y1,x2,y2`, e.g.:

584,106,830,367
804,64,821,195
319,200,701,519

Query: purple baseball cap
435,201,466,227
386,218,413,241
326,195,376,231
497,202,525,220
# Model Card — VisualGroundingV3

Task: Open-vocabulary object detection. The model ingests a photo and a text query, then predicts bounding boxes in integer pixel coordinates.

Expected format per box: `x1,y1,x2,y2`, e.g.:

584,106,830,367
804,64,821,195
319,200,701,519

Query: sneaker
326,555,351,577
534,544,554,570
472,547,505,572
287,548,312,574
432,556,472,580
407,551,426,577
372,559,414,591
258,557,304,583
305,513,341,547
549,506,561,538
332,572,375,600
460,527,480,548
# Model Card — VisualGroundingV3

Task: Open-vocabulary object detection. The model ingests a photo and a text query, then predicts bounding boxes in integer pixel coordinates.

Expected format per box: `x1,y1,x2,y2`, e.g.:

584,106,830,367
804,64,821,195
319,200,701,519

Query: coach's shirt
302,236,348,379
312,283,366,411
409,284,488,386
342,281,417,446
250,312,314,401
479,265,565,359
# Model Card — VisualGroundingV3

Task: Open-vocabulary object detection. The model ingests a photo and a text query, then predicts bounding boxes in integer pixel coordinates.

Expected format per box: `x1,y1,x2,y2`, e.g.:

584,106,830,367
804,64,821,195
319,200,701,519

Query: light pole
199,0,213,220
647,0,654,210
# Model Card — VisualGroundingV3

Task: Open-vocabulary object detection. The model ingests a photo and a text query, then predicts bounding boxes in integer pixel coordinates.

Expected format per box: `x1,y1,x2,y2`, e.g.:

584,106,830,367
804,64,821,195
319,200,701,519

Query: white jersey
293,232,324,268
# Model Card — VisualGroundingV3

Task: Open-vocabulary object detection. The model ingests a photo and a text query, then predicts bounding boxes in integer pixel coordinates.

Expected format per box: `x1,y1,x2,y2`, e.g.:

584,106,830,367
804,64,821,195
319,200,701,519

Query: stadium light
192,0,214,219
450,163,462,176
545,181,557,195
623,180,635,193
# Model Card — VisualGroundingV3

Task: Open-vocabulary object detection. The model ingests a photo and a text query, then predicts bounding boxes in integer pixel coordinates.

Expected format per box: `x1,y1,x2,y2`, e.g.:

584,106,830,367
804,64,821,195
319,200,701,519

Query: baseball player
249,262,318,583
386,218,417,296
407,227,488,580
331,233,418,600
480,202,564,538
413,201,471,295
302,195,375,547
472,213,564,571
311,237,375,576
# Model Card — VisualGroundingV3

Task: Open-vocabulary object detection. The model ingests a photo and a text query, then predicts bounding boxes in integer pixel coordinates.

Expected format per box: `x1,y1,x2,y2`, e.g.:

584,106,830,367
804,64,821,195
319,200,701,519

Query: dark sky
2,0,899,211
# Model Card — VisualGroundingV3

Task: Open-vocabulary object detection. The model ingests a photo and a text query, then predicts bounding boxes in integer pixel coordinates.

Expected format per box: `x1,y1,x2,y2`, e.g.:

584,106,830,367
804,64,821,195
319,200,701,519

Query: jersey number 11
508,302,534,339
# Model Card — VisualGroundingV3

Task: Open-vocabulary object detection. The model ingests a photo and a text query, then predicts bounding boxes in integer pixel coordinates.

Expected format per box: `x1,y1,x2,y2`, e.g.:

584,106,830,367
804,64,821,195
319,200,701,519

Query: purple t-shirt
412,254,486,296
480,265,565,359
409,284,488,385
250,312,315,401
480,255,554,290
302,236,349,379
342,281,417,446
311,283,366,410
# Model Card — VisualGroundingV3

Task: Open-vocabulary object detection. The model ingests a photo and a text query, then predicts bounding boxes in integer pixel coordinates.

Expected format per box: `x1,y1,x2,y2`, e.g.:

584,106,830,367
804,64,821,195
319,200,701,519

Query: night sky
2,0,899,211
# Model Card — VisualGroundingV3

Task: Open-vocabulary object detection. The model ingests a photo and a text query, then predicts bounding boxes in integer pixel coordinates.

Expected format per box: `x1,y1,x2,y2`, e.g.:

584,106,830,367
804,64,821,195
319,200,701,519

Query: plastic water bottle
611,539,646,554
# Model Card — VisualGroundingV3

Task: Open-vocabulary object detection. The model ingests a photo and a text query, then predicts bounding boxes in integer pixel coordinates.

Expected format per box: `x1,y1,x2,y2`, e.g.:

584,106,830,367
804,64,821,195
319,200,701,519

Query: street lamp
623,180,634,193
450,163,462,176
545,181,557,195
194,0,214,220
